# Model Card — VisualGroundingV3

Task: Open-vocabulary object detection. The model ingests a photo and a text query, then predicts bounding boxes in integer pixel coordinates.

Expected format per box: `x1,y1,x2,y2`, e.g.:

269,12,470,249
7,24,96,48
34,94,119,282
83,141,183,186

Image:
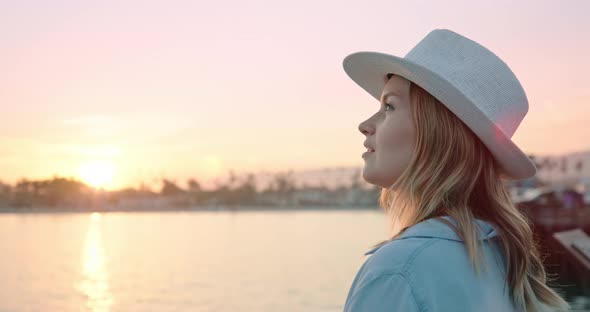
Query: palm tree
160,179,185,196
187,179,201,193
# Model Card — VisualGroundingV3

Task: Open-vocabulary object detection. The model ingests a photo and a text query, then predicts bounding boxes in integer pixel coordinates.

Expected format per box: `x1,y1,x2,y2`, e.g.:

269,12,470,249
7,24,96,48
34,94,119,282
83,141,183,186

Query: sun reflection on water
76,212,114,311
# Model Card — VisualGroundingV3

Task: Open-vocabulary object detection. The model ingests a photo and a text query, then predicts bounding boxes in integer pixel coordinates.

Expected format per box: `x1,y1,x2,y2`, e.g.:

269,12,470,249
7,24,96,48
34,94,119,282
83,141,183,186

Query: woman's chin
361,169,378,185
362,170,397,189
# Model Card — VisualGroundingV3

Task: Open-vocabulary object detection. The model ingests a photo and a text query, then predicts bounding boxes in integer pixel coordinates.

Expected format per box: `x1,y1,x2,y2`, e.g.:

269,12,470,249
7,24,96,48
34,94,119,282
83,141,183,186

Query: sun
79,161,115,189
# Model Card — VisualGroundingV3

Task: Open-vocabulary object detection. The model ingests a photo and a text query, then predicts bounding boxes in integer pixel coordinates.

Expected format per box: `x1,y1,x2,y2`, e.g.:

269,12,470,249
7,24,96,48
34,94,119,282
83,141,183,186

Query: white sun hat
343,28,536,181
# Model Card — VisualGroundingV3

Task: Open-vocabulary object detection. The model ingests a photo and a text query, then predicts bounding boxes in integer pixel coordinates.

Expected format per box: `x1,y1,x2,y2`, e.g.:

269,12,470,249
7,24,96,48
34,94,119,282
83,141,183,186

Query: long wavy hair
371,73,570,312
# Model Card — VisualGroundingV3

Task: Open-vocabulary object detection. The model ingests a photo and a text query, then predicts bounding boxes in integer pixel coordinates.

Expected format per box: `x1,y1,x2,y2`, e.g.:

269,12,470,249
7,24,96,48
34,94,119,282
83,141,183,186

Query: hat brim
343,51,536,181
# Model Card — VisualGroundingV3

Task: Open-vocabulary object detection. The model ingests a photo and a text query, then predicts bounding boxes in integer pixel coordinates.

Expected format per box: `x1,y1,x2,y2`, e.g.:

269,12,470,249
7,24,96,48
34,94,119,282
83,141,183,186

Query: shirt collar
364,216,498,256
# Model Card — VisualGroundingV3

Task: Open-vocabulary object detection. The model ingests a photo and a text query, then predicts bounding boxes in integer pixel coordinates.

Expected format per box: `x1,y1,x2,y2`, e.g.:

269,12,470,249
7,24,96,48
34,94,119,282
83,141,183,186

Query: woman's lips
362,150,374,158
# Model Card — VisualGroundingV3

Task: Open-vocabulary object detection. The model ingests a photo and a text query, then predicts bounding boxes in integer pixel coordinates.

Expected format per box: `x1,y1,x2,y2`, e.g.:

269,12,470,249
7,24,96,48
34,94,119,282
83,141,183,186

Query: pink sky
1,0,589,190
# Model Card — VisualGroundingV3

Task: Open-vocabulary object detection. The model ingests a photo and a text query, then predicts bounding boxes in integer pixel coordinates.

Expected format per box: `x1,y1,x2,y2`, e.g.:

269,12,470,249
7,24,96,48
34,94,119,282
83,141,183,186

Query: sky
1,0,589,190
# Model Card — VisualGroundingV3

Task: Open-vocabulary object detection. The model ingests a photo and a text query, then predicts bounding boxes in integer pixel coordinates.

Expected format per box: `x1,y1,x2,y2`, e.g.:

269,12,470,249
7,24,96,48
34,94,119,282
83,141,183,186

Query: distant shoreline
0,205,379,214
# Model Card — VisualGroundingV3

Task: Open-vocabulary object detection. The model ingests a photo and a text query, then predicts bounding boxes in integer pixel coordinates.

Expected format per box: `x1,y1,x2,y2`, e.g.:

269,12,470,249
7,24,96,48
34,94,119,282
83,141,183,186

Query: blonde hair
372,74,570,312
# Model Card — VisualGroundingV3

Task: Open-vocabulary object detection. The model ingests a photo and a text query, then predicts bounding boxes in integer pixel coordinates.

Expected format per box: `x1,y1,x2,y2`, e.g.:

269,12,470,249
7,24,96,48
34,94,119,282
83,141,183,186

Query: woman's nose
358,119,374,136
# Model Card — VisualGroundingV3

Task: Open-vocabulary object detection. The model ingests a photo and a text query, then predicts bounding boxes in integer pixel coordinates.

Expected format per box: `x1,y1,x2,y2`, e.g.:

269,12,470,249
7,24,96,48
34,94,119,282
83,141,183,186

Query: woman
342,29,570,312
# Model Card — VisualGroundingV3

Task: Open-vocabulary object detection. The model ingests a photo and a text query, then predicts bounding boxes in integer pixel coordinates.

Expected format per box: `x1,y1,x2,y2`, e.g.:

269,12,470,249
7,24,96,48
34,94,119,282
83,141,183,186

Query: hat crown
404,29,528,138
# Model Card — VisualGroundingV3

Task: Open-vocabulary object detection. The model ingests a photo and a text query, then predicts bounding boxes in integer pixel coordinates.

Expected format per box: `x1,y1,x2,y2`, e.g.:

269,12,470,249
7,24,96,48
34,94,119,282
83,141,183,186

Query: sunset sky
1,0,589,190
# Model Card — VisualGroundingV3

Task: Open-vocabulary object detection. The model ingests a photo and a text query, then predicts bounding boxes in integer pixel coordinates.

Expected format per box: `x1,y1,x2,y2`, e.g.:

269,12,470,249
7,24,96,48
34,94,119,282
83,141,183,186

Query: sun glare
79,161,115,189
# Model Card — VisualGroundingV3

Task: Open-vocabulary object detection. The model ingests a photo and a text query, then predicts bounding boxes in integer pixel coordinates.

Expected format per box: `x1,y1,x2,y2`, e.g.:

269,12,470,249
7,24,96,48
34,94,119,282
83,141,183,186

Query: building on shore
533,149,590,193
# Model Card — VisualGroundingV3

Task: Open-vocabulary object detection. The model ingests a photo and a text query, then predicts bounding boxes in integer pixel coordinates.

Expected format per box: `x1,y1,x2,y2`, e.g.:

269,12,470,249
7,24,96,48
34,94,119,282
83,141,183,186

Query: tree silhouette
160,179,185,196
270,170,296,194
187,179,201,193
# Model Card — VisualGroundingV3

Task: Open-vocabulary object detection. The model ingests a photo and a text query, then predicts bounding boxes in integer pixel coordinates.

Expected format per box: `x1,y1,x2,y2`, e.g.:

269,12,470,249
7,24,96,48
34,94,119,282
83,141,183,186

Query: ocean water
0,209,387,312
0,209,587,312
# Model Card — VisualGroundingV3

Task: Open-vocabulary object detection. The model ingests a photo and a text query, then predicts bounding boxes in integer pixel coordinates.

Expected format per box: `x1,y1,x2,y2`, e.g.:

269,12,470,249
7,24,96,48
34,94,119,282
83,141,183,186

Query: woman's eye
383,103,394,112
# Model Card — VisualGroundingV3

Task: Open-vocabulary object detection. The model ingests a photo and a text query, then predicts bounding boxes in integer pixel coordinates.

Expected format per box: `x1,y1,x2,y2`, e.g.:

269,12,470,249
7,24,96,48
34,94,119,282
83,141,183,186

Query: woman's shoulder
361,216,500,278
349,236,514,312
345,238,448,312
347,217,512,311
363,234,445,277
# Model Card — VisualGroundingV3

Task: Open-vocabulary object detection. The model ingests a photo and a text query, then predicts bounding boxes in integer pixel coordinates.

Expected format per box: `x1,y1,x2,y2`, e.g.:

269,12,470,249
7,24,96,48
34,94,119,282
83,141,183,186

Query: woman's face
358,75,416,188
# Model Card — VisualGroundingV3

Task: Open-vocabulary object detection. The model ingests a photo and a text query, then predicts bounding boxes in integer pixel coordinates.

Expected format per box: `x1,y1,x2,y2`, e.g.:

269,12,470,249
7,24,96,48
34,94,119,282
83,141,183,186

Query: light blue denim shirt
343,216,542,312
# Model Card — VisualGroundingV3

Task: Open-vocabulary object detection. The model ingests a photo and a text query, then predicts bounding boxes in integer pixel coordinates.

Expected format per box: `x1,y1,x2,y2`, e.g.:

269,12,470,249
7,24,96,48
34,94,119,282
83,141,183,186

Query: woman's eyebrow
380,92,399,104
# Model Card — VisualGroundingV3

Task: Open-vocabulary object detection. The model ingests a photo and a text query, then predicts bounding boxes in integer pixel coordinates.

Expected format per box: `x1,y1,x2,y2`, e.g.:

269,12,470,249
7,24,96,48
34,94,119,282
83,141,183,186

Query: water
0,209,587,312
0,209,388,312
